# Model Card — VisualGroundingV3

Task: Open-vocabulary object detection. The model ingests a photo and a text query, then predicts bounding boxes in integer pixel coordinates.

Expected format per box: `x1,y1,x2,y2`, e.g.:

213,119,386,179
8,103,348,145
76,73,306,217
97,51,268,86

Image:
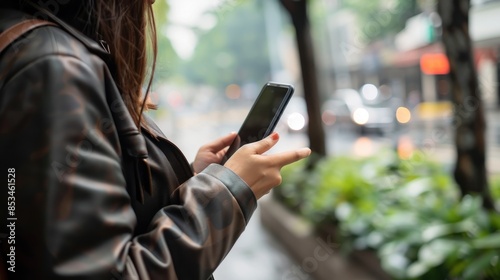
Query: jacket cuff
201,164,257,223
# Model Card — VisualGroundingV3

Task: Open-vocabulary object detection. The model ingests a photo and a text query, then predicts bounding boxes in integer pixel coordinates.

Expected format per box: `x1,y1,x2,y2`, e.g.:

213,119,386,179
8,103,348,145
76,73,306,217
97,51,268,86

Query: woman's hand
224,132,311,199
192,132,237,174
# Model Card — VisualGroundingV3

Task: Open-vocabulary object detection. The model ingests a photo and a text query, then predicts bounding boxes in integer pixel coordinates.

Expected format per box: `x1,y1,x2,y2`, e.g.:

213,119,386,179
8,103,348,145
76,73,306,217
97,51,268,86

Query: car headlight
287,113,306,131
396,107,411,124
353,108,369,125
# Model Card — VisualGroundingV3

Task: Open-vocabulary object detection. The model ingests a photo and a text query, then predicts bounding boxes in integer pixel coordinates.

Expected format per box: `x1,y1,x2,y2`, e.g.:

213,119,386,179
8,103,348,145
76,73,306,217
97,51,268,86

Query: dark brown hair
94,1,158,126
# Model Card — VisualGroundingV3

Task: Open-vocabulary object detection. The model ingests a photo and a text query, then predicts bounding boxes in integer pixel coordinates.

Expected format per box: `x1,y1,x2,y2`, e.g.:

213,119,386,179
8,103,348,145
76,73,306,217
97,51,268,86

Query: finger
251,132,280,154
205,132,237,152
216,146,230,158
269,147,312,167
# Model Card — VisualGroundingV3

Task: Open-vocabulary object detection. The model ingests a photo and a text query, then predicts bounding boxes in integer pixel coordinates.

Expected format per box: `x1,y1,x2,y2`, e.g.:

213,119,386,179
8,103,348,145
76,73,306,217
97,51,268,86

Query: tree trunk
279,0,327,162
437,0,494,210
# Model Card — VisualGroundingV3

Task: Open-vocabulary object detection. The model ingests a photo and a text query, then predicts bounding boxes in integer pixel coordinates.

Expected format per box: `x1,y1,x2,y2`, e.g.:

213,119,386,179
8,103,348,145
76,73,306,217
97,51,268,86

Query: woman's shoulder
0,9,109,83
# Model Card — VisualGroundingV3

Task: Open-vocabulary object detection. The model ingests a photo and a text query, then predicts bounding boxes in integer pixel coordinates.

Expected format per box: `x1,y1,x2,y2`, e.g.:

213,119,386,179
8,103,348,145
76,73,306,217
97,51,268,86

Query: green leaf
407,261,431,278
380,252,409,279
399,177,433,198
472,232,500,249
418,239,457,267
458,195,483,216
462,251,498,279
421,220,476,242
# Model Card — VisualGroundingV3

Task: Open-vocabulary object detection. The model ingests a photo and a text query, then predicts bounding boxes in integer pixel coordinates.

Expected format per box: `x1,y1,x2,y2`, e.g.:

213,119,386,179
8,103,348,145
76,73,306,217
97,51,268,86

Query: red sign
420,53,450,75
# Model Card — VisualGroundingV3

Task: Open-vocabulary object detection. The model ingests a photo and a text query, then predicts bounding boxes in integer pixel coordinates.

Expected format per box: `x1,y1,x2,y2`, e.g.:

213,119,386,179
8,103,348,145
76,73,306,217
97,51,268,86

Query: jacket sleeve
0,53,257,280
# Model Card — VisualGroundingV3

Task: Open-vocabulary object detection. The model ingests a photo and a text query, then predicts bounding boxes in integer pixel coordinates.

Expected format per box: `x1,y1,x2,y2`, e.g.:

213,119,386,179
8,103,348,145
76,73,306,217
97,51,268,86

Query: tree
152,0,181,84
344,0,420,43
184,1,271,90
437,0,495,210
278,0,326,162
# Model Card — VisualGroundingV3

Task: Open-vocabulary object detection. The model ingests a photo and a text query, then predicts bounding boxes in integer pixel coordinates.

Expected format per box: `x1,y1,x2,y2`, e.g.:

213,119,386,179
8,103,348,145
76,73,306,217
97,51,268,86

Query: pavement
431,107,500,176
484,107,500,176
213,201,309,280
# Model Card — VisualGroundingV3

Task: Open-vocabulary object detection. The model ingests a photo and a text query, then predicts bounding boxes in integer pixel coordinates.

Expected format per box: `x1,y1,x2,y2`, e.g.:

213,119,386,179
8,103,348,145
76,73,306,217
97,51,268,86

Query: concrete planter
259,197,391,280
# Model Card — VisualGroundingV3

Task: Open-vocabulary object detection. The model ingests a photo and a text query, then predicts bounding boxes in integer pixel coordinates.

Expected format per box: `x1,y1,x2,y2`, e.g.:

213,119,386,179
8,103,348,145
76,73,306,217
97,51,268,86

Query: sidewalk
486,108,500,176
213,202,309,280
426,144,500,176
409,107,500,176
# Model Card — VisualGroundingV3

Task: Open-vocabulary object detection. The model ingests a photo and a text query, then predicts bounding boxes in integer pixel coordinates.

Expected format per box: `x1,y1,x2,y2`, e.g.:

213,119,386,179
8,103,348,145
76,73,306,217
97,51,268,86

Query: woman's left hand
192,132,237,174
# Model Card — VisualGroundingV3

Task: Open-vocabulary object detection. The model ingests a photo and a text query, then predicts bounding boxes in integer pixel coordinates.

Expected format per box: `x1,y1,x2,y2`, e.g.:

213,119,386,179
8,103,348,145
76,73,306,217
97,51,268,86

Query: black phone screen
221,83,294,164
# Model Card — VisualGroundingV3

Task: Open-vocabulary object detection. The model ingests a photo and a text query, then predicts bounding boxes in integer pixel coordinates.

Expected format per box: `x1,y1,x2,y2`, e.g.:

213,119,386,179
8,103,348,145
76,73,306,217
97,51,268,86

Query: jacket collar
33,6,116,69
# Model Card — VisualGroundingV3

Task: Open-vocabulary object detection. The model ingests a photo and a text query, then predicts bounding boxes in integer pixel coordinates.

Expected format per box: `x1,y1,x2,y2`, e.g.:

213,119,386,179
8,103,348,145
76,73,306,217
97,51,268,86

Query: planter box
259,197,391,280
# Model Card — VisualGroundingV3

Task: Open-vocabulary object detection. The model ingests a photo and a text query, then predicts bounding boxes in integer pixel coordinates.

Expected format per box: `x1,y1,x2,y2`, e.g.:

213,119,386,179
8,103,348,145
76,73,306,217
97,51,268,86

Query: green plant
491,176,500,208
276,150,500,279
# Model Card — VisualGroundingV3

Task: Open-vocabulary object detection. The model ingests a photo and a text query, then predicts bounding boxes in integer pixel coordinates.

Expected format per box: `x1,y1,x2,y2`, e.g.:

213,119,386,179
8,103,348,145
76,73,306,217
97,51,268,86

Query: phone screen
221,83,294,164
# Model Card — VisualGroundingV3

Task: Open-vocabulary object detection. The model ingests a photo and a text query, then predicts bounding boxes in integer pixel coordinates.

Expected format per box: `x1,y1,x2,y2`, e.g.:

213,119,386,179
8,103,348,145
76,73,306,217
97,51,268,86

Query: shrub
275,150,500,279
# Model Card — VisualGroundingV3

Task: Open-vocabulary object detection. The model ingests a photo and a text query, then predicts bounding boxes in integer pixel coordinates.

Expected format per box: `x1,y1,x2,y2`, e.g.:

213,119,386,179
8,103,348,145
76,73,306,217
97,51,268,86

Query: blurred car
321,88,363,128
322,85,411,135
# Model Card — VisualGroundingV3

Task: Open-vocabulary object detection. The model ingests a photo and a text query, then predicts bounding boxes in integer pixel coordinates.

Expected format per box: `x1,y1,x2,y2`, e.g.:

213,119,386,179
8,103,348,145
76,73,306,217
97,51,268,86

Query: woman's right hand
223,132,311,199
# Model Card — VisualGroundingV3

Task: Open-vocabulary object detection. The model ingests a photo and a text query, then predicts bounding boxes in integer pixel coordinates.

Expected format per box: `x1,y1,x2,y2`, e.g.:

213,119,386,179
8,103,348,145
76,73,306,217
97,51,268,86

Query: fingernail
271,132,279,141
299,148,312,157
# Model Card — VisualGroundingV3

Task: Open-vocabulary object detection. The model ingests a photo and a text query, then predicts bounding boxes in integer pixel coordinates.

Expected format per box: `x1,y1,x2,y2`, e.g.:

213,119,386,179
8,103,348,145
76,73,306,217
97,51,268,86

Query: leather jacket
0,9,257,280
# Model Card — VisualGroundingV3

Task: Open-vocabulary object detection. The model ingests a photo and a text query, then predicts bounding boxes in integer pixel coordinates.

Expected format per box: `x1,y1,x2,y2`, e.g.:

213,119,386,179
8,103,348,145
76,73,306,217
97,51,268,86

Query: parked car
321,88,362,128
322,85,410,135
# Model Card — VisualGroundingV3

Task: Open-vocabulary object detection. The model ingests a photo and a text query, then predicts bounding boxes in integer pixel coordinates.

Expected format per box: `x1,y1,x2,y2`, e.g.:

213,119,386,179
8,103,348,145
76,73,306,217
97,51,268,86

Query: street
153,105,398,164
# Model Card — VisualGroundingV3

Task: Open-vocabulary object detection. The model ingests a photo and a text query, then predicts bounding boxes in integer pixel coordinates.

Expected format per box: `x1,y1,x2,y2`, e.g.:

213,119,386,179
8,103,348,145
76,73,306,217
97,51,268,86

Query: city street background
149,99,500,280
148,0,500,278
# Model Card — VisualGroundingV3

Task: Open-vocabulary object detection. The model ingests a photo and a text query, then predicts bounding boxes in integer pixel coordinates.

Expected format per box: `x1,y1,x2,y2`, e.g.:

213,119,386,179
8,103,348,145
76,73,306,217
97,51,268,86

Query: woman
0,0,311,279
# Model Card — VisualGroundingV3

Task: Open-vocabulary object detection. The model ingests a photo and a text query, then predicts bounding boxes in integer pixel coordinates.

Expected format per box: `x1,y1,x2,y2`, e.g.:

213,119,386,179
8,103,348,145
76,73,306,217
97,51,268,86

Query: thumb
252,132,280,154
206,132,237,152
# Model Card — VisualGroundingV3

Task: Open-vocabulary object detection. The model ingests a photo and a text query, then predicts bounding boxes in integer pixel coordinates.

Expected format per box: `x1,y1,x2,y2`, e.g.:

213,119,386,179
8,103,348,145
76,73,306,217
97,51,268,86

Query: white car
322,86,410,135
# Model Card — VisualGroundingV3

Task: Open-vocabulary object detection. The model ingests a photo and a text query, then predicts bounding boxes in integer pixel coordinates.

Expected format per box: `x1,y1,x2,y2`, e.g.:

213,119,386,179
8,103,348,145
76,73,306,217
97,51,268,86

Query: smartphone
221,82,295,164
